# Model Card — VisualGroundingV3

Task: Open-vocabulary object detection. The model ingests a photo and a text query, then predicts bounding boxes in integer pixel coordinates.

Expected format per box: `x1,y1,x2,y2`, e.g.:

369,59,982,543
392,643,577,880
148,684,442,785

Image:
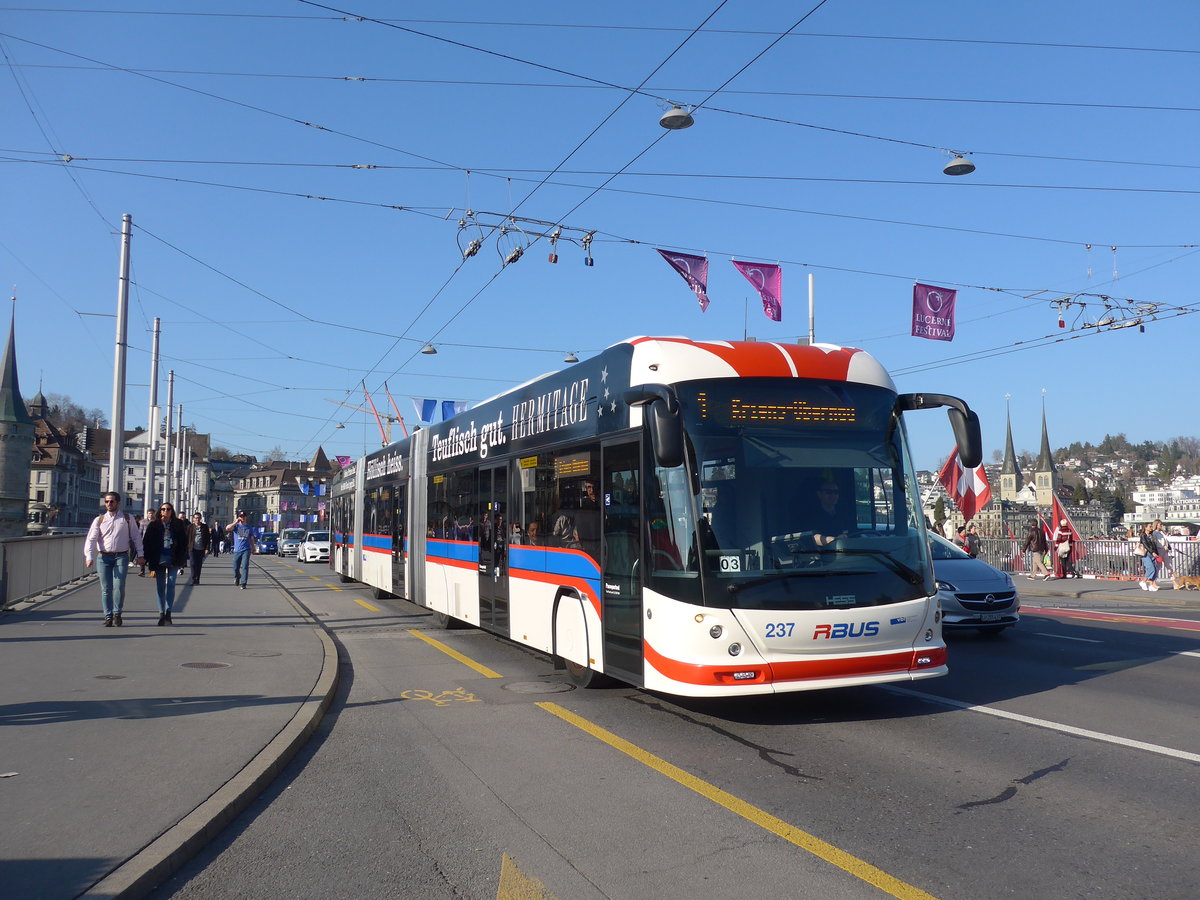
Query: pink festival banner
655,249,710,312
731,260,782,322
912,282,956,341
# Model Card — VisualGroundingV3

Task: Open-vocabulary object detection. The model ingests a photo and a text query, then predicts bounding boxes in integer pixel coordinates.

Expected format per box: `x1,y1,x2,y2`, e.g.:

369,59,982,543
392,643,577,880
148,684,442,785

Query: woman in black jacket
143,502,190,625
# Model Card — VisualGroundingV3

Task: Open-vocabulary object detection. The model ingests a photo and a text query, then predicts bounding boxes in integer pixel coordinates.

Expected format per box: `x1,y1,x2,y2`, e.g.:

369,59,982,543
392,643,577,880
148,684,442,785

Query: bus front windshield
646,379,933,611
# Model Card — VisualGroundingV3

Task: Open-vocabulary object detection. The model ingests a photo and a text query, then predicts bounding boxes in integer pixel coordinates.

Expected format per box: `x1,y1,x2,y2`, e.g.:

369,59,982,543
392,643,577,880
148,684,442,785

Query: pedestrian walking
209,520,222,557
84,492,146,627
965,523,981,558
1151,519,1173,579
143,502,190,624
1052,518,1079,579
226,510,257,589
1022,519,1050,579
186,513,211,585
1137,522,1160,591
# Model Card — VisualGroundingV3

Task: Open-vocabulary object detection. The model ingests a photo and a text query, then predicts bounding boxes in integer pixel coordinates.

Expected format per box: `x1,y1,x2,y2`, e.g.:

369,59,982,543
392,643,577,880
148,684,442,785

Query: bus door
477,464,510,636
391,483,407,598
601,440,643,682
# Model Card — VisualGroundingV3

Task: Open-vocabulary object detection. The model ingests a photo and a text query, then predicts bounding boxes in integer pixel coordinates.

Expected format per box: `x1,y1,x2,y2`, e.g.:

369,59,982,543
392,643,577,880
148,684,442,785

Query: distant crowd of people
84,492,258,627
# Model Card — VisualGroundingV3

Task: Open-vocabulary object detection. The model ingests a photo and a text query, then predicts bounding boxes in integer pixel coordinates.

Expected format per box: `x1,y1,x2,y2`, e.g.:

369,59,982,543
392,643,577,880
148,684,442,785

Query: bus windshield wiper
727,570,831,594
827,548,923,584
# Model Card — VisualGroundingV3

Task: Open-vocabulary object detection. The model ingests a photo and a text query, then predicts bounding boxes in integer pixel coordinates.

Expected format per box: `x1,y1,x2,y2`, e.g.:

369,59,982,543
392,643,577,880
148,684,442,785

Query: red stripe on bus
643,642,944,687
630,337,859,379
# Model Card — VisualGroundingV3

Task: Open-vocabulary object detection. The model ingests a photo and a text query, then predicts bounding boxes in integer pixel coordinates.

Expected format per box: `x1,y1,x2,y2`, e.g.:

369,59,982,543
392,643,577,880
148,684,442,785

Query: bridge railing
973,537,1200,580
1,534,91,610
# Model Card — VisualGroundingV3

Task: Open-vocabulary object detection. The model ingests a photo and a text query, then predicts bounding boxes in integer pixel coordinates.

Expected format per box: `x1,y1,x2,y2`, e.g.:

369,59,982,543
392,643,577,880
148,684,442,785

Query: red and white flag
1050,494,1087,562
938,447,992,521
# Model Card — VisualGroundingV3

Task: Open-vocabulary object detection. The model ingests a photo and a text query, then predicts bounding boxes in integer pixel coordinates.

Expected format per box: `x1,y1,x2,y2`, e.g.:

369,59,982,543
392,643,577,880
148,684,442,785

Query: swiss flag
938,447,992,521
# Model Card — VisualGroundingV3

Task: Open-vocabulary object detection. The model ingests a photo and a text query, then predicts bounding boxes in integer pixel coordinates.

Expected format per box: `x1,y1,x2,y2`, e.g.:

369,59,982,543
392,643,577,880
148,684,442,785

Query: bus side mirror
624,385,684,469
896,392,983,468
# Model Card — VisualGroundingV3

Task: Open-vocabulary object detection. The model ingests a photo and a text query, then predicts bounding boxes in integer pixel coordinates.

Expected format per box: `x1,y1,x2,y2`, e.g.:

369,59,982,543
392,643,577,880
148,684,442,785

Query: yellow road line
354,597,380,612
407,629,504,679
537,702,937,900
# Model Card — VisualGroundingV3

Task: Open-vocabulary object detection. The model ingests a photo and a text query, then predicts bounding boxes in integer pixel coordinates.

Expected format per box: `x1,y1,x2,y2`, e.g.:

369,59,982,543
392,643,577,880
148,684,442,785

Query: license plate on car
980,614,1002,622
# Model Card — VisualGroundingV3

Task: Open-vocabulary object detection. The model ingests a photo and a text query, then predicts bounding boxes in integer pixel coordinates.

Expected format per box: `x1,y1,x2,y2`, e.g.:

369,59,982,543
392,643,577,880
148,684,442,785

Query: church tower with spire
999,400,1023,503
0,310,34,537
1034,399,1060,508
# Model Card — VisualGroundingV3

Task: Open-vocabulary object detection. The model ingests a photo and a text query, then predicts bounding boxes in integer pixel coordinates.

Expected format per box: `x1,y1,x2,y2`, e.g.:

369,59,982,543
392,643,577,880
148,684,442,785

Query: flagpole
743,297,748,340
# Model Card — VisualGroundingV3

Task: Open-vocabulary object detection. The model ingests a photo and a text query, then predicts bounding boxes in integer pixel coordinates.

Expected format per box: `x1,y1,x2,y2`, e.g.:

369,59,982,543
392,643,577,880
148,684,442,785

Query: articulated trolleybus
331,337,981,698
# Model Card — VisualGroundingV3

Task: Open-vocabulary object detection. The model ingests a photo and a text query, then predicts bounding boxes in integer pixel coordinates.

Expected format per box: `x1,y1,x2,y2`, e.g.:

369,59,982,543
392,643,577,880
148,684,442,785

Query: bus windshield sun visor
624,384,683,468
895,392,983,468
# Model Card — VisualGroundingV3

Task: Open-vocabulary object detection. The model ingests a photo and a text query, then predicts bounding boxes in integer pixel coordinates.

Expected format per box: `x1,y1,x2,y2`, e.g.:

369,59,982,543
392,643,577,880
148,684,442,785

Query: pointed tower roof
0,311,31,425
1037,402,1056,473
309,445,332,471
1001,406,1021,476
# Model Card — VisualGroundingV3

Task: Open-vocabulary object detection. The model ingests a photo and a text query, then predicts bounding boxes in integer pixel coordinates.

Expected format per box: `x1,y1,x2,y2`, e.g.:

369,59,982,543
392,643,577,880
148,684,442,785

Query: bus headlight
709,624,724,639
924,629,934,642
728,642,742,656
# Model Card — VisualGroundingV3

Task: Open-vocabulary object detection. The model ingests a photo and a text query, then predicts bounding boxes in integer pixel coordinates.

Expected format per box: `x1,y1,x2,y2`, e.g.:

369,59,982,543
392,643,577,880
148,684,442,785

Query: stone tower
0,312,34,537
999,403,1023,503
1033,401,1060,508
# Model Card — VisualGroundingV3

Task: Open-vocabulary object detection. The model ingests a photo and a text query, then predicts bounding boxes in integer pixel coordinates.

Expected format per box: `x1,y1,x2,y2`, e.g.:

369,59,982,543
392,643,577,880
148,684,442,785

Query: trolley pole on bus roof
808,272,815,345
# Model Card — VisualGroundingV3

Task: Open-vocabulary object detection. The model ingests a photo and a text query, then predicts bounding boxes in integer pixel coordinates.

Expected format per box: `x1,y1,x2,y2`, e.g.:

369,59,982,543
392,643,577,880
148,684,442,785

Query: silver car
930,533,1020,635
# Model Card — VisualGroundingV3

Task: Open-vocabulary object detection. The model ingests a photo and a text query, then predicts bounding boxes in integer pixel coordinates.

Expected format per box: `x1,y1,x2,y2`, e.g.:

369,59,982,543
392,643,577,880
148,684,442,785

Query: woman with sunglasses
143,502,190,624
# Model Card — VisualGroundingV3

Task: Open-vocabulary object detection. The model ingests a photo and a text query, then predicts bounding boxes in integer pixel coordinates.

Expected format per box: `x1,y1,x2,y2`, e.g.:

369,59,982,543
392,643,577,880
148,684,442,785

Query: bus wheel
563,658,612,688
431,610,464,629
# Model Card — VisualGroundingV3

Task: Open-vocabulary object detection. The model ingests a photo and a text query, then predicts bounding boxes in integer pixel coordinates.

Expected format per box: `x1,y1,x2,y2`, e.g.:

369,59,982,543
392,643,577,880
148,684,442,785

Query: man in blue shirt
225,510,257,589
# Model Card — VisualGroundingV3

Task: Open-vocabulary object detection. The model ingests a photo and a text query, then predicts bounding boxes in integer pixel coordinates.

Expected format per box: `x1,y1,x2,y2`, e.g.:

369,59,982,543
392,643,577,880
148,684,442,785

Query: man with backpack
84,492,146,627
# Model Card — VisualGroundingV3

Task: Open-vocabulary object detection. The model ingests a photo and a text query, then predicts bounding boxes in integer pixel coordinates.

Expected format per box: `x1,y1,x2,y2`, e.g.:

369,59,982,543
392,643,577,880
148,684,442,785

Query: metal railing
0,534,92,610
972,537,1200,580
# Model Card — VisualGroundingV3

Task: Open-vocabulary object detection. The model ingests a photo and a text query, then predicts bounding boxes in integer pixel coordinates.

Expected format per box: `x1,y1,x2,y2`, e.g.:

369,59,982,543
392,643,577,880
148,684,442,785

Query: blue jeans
1141,554,1158,581
96,554,130,618
232,549,251,586
154,565,179,613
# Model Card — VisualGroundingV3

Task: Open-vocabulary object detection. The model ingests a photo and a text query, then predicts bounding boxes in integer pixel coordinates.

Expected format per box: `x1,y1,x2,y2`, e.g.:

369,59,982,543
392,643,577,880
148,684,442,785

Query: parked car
299,530,331,564
930,532,1020,635
258,532,278,555
279,528,308,557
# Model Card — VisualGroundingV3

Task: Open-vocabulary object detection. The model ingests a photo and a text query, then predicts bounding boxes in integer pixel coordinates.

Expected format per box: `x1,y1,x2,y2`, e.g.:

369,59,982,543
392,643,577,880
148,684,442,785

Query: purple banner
656,249,710,312
912,283,956,341
731,260,782,322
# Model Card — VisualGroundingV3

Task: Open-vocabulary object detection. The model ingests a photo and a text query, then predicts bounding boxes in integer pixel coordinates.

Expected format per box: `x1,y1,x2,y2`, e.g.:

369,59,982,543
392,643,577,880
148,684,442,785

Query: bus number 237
765,622,795,638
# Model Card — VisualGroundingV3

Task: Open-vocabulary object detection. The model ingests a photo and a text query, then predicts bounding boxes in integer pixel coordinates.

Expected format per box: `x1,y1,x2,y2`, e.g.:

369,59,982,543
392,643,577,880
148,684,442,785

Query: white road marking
1033,632,1103,643
883,685,1200,764
1174,650,1200,659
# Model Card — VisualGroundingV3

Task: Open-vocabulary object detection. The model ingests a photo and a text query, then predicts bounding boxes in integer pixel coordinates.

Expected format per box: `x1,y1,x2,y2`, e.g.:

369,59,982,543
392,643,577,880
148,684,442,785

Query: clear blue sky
3,1,1197,471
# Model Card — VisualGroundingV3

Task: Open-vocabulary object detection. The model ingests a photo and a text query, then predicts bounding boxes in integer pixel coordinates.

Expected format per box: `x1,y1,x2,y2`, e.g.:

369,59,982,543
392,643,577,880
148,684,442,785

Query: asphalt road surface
153,559,1200,899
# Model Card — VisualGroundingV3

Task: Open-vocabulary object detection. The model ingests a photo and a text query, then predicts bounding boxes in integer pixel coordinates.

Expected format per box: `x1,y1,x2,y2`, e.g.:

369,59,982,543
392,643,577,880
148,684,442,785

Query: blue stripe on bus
362,533,391,552
427,539,478,565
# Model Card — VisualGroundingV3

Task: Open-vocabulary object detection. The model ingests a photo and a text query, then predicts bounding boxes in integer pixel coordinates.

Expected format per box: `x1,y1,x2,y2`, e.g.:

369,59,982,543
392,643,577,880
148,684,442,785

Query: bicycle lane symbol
400,687,483,707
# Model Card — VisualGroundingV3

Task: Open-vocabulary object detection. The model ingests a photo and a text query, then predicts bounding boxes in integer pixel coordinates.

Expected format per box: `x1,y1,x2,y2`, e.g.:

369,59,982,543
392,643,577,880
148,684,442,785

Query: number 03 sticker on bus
329,337,982,697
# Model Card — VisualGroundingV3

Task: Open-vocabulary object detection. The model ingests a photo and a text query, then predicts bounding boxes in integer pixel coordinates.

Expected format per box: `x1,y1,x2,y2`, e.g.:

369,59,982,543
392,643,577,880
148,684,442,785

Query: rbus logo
813,622,880,639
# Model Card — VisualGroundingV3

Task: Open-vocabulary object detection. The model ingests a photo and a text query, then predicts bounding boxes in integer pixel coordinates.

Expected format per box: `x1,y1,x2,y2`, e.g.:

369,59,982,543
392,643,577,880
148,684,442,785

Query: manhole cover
181,662,231,669
501,681,575,694
94,674,126,680
227,650,282,658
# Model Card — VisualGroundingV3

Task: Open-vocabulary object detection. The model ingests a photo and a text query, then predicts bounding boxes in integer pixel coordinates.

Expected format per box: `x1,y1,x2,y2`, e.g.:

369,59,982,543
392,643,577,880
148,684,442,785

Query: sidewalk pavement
0,557,337,899
1012,572,1200,610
